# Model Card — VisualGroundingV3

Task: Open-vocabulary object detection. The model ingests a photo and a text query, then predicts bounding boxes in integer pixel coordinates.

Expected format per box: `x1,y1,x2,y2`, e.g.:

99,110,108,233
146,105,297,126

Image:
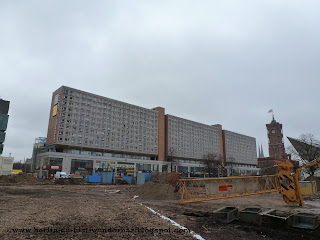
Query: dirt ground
1,177,320,240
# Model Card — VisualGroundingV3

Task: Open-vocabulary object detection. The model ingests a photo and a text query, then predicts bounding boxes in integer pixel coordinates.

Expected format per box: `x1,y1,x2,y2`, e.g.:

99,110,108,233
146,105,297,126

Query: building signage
218,184,233,192
117,164,134,169
52,105,58,117
42,165,62,170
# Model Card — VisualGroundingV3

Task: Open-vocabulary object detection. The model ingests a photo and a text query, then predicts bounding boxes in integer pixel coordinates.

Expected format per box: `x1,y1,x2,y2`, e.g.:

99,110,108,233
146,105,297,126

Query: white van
55,172,68,179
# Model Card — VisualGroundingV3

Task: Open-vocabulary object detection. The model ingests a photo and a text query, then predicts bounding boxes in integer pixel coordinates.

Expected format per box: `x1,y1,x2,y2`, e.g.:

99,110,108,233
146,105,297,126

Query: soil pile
135,181,179,200
0,173,50,185
55,178,85,185
151,172,179,186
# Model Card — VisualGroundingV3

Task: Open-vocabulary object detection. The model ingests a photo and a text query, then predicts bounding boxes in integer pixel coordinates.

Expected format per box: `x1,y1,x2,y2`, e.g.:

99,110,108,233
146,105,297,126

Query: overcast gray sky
1,0,320,162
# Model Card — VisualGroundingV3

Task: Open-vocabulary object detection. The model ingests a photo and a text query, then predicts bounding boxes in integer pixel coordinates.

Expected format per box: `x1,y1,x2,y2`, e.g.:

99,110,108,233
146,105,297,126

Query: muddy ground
0,180,320,240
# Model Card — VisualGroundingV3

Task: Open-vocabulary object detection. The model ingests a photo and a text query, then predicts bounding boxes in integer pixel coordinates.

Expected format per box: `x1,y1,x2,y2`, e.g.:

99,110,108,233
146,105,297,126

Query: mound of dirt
55,178,85,185
134,181,179,200
0,173,50,185
305,176,320,191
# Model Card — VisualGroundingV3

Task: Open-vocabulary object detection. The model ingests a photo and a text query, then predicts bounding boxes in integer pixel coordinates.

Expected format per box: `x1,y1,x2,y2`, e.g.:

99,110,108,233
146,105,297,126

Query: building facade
166,115,221,159
266,117,287,159
38,86,258,177
223,130,258,175
31,137,47,172
0,156,14,175
0,99,10,155
258,116,296,174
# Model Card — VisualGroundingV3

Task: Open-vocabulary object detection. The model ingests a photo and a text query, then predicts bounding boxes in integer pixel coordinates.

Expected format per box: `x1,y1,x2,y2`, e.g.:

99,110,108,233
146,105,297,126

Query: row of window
58,130,157,143
168,117,220,159
63,90,157,117
58,137,156,152
61,108,157,122
66,150,153,160
59,118,157,130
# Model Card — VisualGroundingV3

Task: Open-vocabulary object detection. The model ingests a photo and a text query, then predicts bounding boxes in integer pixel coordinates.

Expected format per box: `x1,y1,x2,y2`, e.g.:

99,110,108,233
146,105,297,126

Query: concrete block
259,209,293,229
239,207,262,224
292,213,319,230
212,206,239,223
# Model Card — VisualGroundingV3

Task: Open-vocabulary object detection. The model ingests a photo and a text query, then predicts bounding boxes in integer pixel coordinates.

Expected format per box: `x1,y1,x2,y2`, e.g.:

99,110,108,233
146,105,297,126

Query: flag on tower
268,109,273,113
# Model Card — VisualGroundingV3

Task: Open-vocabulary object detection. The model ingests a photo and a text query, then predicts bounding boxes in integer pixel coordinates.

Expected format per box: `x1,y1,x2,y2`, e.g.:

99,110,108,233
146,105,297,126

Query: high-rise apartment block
224,130,257,165
38,86,257,177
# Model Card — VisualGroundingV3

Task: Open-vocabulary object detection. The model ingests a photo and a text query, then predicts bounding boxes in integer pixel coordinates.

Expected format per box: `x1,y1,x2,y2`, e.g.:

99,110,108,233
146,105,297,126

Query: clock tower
266,116,286,159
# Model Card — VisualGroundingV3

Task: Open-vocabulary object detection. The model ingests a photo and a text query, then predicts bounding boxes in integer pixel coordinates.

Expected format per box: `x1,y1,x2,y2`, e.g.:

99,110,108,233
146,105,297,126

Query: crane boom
179,158,320,207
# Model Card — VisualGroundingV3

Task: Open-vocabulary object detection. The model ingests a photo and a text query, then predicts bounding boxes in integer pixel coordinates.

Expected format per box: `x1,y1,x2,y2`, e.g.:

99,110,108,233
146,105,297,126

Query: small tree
201,153,221,177
224,156,235,176
287,134,320,176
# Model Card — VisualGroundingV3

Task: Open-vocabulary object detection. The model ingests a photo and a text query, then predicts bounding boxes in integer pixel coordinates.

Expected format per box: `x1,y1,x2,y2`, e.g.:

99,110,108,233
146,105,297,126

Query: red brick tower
266,116,286,159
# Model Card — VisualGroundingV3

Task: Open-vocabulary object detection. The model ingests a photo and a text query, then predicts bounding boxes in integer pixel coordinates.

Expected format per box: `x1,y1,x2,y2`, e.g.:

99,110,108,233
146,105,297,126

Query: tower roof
270,115,278,124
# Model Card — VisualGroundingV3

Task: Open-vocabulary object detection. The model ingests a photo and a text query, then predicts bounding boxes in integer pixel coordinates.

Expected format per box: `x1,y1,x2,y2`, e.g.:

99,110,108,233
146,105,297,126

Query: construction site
1,89,320,239
1,158,320,240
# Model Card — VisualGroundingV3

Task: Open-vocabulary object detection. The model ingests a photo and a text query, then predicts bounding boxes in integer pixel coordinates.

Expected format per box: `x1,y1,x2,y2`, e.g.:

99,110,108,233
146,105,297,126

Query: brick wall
46,87,63,145
153,107,165,161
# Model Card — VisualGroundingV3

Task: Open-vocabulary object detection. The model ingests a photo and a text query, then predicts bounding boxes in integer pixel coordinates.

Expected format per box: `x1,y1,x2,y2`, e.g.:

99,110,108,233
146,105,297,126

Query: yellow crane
278,158,320,207
179,158,320,207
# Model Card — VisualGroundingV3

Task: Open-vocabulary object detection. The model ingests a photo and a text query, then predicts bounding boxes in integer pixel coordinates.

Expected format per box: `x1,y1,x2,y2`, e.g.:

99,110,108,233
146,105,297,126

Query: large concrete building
37,86,257,177
223,130,257,175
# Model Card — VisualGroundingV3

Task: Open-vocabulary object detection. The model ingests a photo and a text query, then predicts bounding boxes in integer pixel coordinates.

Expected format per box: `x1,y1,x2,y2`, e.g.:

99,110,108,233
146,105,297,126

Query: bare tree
166,147,178,172
224,156,236,176
201,153,221,177
287,133,320,176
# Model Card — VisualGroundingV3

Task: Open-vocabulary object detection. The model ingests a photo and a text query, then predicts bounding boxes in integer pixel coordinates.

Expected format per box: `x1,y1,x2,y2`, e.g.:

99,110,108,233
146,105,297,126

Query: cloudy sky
1,0,320,161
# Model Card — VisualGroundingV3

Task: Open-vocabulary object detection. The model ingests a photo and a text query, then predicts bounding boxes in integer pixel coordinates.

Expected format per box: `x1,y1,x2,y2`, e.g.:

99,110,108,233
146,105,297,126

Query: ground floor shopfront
36,152,206,178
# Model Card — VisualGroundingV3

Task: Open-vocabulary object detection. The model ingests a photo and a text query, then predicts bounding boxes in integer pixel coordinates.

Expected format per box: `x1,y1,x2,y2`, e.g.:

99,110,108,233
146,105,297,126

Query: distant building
266,117,287,159
31,137,47,172
0,156,14,175
0,99,10,155
38,86,258,177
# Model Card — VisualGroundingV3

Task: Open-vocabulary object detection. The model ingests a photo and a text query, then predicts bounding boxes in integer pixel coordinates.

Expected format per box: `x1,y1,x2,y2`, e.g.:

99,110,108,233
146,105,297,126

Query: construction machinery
179,158,320,207
277,158,320,207
107,163,114,172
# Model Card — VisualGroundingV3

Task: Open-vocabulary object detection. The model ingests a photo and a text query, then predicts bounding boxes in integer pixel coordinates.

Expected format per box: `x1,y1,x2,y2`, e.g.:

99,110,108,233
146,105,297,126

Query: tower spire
268,109,275,123
258,144,265,158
